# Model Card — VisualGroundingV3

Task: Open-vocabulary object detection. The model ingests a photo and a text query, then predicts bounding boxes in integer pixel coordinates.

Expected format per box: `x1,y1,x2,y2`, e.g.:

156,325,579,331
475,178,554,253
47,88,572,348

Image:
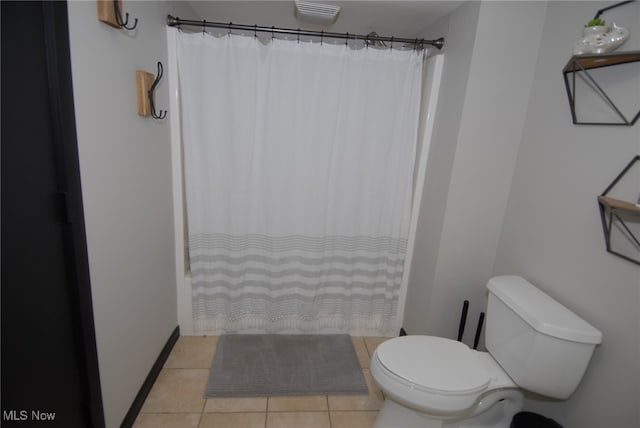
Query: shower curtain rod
166,15,444,50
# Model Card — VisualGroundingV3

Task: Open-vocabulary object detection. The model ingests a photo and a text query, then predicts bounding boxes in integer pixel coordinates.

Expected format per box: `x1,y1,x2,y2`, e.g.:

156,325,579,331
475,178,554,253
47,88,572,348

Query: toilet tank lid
487,276,602,345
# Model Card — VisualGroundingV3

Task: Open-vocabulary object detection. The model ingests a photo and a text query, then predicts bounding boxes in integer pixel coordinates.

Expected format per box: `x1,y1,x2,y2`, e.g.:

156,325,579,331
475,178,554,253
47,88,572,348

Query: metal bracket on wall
597,155,640,265
563,51,640,126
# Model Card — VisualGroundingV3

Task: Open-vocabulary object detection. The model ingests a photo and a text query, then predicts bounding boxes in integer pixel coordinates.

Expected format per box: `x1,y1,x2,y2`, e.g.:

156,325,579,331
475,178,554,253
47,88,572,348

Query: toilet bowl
371,336,523,427
370,276,602,428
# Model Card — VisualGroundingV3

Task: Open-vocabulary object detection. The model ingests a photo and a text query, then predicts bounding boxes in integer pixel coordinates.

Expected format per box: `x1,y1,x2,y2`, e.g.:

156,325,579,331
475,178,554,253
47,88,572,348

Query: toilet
370,275,602,428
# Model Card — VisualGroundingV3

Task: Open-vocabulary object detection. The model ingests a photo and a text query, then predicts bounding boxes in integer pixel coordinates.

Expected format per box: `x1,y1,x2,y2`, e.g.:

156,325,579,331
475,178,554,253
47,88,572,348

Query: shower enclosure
166,26,444,336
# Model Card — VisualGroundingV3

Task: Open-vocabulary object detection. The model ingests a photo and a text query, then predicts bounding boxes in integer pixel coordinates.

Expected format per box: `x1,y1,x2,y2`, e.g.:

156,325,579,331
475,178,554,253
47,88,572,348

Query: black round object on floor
511,411,563,428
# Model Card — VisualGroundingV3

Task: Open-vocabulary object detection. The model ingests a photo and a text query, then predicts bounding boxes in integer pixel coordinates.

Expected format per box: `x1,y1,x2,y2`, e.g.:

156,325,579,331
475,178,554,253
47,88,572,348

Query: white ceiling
185,1,464,39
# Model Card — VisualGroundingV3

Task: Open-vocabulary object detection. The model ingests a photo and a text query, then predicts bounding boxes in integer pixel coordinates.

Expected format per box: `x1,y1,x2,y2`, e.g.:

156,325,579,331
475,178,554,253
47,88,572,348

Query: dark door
1,2,104,427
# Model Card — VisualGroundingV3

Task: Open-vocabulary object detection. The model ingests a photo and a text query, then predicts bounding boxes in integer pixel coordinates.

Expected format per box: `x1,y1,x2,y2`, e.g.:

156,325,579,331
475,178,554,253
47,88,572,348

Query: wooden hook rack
97,0,138,30
136,62,167,119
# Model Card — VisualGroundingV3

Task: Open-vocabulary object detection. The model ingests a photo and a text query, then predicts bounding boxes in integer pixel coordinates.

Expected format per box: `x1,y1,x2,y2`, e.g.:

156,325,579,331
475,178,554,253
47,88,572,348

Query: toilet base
374,399,444,428
374,389,524,428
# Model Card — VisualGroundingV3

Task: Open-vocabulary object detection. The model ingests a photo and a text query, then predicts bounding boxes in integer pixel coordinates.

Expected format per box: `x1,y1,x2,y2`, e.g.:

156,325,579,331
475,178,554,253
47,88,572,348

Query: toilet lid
375,336,490,394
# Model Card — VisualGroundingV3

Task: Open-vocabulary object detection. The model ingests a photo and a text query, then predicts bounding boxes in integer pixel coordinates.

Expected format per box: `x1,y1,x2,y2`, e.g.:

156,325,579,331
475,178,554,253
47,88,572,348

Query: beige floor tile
267,395,327,411
199,412,266,428
327,369,383,411
204,397,267,412
330,411,378,428
164,335,218,369
363,337,393,357
351,336,370,368
132,413,201,428
141,368,208,413
266,411,330,428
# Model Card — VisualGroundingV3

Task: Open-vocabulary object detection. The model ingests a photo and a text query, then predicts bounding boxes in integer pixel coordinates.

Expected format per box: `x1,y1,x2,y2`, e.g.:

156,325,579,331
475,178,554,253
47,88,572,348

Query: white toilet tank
485,276,602,400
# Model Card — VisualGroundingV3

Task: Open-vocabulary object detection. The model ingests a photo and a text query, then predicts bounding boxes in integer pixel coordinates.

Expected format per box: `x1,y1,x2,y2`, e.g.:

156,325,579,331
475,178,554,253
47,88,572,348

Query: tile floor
134,336,392,428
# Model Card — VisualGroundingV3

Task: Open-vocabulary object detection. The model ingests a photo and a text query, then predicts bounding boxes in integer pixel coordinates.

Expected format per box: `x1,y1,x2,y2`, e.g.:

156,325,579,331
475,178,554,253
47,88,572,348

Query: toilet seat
372,336,491,415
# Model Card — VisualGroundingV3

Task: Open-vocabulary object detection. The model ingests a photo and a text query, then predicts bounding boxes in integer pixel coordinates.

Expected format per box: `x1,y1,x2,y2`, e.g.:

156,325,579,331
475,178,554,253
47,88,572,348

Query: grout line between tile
328,404,333,428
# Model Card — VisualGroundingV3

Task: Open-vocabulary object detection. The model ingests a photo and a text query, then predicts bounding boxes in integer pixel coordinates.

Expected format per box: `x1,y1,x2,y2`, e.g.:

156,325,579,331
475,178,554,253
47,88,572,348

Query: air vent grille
294,1,341,23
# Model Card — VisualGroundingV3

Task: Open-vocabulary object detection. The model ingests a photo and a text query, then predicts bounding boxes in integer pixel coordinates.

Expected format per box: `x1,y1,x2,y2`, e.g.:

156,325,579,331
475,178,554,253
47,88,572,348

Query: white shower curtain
177,32,424,335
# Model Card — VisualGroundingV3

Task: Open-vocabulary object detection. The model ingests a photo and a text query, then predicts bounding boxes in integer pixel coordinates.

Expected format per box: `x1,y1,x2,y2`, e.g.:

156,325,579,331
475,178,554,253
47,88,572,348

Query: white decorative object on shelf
574,22,629,55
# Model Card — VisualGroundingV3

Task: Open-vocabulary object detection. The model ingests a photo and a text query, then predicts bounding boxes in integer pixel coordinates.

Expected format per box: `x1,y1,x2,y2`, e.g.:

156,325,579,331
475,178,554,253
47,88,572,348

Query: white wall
67,1,197,426
404,1,547,342
494,2,640,426
403,0,480,335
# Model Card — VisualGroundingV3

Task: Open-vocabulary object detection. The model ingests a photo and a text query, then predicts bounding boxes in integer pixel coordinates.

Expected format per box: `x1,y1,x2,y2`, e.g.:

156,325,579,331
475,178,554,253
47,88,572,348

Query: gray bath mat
206,334,368,397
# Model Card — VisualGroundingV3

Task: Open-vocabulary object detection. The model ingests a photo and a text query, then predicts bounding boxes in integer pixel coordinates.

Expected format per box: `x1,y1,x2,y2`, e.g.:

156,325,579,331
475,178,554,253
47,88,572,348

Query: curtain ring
271,26,275,40
390,36,394,50
254,24,257,39
414,38,418,51
228,22,232,37
320,30,323,46
202,20,206,35
345,32,348,47
297,28,300,43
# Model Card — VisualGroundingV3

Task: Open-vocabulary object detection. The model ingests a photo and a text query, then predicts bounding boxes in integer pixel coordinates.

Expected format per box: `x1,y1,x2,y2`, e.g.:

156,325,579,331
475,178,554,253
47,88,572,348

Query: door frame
42,3,105,425
1,2,104,426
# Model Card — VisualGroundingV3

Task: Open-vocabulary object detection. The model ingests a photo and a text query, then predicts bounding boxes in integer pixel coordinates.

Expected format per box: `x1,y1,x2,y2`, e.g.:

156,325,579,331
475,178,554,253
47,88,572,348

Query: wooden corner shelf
563,50,640,126
597,195,640,215
597,155,640,266
563,51,640,73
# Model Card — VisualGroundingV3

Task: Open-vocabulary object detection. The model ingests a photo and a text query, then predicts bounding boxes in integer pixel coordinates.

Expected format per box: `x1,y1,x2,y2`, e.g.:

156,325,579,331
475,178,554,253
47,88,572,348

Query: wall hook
113,0,137,30
149,62,167,119
97,0,138,30
136,62,167,120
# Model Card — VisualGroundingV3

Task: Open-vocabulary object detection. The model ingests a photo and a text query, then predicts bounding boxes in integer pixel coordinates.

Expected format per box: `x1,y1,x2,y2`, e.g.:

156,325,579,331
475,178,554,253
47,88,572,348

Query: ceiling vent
294,1,341,24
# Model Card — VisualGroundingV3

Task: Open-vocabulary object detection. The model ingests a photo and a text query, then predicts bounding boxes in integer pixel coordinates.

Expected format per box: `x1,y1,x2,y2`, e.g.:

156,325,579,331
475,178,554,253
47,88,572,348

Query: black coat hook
148,62,167,120
113,0,138,30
